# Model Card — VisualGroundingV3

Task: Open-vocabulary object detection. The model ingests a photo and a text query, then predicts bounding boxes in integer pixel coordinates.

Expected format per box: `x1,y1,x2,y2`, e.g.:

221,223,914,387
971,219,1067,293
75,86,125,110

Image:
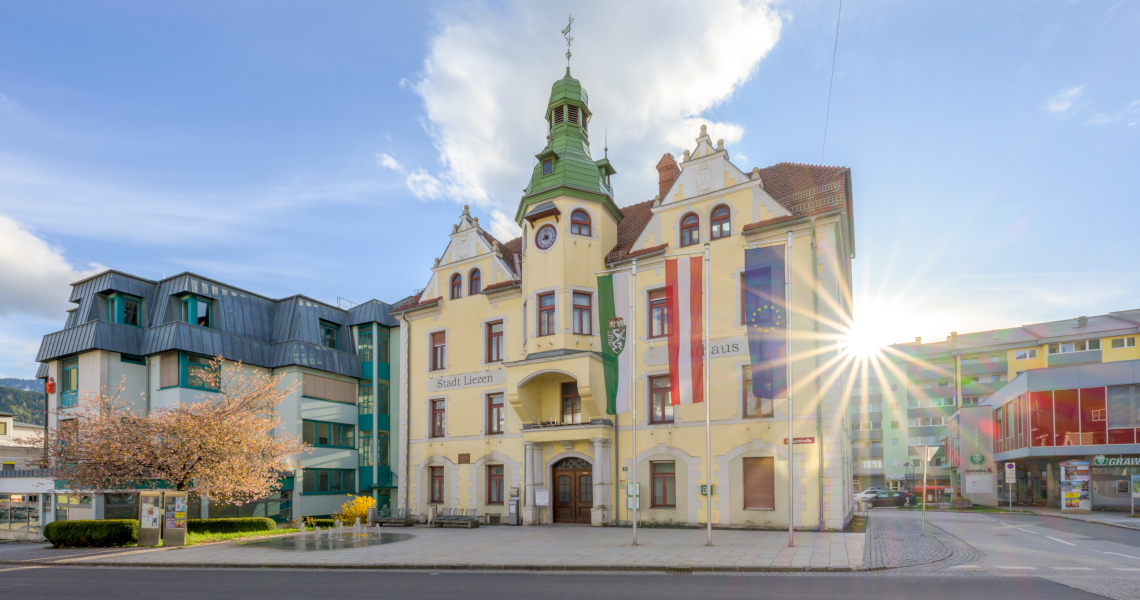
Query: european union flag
744,246,786,400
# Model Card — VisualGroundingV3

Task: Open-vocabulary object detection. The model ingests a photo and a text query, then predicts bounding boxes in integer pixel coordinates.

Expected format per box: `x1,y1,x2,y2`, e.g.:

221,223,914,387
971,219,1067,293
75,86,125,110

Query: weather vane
562,14,574,67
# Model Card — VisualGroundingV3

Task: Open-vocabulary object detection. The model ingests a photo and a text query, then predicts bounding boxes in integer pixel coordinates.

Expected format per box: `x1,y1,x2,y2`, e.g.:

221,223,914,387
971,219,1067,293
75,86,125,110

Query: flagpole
703,243,712,546
630,258,639,546
786,230,795,548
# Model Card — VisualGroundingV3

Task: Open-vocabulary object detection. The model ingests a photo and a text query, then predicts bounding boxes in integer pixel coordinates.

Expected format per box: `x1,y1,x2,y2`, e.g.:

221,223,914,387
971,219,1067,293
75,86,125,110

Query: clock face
535,224,558,250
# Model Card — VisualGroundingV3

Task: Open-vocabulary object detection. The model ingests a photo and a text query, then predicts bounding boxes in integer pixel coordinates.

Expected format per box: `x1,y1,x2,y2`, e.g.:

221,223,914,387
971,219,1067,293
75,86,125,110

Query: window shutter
742,457,775,509
160,352,178,388
648,289,666,302
302,373,357,404
568,105,579,125
553,106,564,125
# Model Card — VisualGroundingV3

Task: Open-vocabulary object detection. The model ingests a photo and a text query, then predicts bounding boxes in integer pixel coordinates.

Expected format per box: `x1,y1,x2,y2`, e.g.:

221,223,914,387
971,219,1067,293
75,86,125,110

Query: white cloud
375,152,405,172
0,213,104,319
489,209,521,242
1046,85,1085,116
403,0,783,222
1086,98,1140,126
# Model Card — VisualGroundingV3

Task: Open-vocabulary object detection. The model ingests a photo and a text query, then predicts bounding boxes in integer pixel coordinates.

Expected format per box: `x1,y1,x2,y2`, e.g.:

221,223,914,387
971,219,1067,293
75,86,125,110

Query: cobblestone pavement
0,525,865,571
863,509,983,572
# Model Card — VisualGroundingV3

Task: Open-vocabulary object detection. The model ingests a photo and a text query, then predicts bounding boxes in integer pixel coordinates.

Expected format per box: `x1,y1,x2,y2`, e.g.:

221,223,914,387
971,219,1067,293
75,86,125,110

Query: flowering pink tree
30,358,308,504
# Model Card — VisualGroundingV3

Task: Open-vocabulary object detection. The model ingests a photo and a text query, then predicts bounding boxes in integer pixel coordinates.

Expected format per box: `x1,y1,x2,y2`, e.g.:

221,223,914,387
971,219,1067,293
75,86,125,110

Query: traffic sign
1005,462,1016,483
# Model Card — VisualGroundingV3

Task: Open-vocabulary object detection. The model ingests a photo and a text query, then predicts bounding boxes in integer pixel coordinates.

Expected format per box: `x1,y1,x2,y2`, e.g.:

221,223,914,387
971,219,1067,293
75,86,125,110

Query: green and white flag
598,272,631,415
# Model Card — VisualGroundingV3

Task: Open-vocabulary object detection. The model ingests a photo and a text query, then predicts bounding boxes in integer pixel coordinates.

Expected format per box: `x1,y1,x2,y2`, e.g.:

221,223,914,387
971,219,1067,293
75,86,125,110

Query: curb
1024,511,1140,533
0,560,884,573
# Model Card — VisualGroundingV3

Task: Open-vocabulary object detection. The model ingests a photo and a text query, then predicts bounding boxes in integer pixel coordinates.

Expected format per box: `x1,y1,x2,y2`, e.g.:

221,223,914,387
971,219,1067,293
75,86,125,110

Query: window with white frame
1111,337,1137,349
1048,339,1101,354
1015,349,1037,360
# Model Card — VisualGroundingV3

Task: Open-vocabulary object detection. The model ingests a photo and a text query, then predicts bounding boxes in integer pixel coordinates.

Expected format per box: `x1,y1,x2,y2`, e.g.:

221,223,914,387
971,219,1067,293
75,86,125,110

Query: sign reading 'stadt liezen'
427,369,506,392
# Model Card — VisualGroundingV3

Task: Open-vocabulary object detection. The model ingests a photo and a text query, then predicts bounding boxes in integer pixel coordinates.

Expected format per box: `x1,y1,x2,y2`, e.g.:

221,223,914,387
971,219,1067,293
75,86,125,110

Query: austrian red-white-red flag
666,256,704,405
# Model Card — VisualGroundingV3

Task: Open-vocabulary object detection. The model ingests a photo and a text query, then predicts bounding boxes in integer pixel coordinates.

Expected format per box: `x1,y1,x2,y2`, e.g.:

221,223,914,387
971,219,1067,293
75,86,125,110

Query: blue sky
0,1,1137,378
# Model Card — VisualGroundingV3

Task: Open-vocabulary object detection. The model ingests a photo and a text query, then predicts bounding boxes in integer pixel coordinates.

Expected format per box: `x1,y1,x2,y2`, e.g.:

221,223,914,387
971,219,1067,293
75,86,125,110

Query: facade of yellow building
394,69,858,530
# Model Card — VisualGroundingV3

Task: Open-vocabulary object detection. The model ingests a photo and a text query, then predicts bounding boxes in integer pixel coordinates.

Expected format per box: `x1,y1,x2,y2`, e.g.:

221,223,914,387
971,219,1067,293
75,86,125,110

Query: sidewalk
0,526,867,572
1020,506,1140,531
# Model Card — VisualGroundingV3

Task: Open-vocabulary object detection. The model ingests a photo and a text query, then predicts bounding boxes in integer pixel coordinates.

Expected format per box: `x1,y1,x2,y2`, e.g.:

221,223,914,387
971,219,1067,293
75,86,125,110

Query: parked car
867,491,913,508
853,487,887,502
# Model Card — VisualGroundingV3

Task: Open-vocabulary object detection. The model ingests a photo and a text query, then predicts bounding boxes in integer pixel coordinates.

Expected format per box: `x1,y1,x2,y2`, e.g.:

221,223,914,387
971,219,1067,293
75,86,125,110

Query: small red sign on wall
783,437,816,445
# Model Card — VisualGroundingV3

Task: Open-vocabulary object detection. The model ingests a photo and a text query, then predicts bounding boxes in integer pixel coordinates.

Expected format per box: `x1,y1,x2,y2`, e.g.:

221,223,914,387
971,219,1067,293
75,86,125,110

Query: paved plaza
0,524,867,572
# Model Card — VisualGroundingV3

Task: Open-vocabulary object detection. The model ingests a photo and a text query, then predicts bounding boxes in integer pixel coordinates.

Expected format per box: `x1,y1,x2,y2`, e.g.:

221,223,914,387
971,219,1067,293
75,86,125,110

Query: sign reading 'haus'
427,368,506,392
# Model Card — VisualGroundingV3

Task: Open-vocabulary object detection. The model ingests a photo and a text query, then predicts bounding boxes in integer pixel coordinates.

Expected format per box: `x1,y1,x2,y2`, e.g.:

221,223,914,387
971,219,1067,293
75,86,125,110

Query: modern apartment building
31,270,402,523
852,310,1140,497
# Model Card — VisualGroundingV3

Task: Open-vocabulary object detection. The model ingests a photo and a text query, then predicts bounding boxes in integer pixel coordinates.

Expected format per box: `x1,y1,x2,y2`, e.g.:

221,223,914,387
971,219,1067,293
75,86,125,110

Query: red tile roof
603,198,656,264
391,294,440,313
751,162,851,225
482,280,520,293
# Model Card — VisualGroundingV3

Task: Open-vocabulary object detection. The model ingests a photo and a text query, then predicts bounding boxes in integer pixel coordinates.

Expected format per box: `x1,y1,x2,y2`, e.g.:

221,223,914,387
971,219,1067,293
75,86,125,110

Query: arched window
680,213,700,247
570,210,592,236
710,205,731,240
469,269,482,295
450,274,462,300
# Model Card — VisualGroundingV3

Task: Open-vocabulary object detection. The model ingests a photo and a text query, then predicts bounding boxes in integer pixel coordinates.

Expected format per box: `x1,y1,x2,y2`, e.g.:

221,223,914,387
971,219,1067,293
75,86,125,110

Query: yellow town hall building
393,68,858,530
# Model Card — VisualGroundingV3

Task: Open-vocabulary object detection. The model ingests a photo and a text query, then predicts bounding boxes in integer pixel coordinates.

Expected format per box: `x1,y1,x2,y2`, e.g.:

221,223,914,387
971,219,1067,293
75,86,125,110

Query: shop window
651,462,676,508
1108,384,1139,444
1078,387,1107,445
1053,389,1080,446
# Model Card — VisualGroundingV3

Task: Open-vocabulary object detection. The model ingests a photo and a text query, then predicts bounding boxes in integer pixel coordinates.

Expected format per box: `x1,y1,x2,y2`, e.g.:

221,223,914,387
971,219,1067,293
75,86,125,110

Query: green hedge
44,519,138,548
304,518,340,528
186,517,276,534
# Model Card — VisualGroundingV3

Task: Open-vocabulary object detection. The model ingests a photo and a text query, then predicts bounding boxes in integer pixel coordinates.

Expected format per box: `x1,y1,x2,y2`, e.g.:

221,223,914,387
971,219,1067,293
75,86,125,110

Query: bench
373,508,416,527
433,507,480,529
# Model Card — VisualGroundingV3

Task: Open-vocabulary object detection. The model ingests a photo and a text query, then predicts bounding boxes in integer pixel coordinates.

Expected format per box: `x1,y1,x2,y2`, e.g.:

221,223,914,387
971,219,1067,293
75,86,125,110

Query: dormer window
450,274,463,299
542,158,553,176
180,295,212,328
568,105,580,125
107,293,142,327
320,321,339,349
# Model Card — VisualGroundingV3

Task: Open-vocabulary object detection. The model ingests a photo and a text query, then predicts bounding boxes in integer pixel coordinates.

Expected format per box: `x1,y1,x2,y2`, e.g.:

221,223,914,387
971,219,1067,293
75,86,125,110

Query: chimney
1076,316,1088,328
915,337,922,344
656,153,681,199
950,332,958,345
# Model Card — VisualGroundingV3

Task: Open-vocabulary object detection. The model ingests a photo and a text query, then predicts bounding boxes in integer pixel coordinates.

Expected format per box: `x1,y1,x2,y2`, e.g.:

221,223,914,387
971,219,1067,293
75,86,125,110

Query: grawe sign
1093,455,1140,467
783,437,816,445
427,369,506,392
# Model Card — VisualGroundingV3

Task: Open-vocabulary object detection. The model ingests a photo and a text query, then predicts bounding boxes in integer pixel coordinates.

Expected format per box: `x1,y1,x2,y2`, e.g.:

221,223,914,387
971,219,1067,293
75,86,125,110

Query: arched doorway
552,457,592,523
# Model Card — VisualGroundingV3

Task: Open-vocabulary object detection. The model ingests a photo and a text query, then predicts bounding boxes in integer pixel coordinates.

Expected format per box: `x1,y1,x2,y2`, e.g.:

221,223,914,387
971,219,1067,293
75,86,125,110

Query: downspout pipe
402,313,412,514
811,217,824,531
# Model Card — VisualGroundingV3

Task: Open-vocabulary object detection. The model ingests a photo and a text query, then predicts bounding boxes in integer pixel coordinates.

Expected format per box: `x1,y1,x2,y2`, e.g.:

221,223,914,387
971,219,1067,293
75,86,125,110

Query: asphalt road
0,567,1107,600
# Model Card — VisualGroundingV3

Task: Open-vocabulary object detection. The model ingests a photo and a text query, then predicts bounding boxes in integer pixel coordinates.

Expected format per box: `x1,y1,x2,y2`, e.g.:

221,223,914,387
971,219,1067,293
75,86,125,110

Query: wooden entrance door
552,457,592,523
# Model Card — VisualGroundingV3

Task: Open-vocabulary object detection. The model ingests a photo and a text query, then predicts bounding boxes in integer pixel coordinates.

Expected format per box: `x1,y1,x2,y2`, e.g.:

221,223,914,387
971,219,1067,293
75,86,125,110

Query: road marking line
1052,567,1093,570
0,566,41,573
997,566,1037,570
1046,536,1077,546
1018,528,1036,534
949,565,982,569
1104,552,1140,561
1111,568,1140,571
